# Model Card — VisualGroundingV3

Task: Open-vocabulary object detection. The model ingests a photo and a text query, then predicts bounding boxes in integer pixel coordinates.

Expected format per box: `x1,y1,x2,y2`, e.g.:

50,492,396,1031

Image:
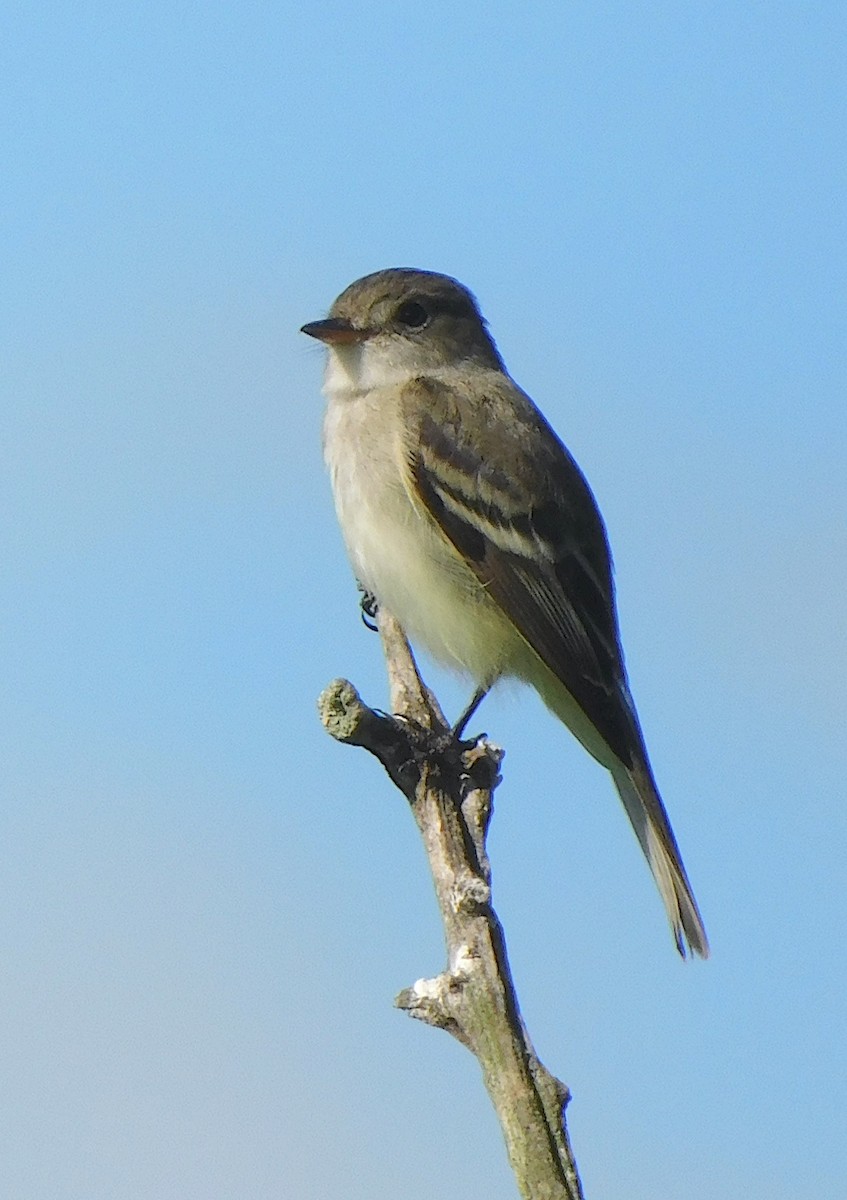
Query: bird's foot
359,588,379,631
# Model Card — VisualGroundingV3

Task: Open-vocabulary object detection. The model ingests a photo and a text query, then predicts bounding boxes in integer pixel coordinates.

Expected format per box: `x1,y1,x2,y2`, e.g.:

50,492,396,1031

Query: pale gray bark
317,609,585,1200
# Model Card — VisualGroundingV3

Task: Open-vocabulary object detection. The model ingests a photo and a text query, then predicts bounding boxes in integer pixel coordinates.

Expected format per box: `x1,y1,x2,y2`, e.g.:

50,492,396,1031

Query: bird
302,267,708,958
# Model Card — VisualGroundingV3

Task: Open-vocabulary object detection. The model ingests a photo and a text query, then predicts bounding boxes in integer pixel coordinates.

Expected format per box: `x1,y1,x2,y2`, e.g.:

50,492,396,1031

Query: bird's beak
300,317,369,345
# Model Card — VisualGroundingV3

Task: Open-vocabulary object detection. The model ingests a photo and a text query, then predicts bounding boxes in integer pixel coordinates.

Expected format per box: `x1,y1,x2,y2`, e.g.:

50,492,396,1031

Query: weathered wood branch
317,609,585,1200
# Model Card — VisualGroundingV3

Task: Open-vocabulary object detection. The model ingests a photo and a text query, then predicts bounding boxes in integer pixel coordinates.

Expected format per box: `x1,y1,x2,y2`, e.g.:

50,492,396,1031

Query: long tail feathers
611,759,709,959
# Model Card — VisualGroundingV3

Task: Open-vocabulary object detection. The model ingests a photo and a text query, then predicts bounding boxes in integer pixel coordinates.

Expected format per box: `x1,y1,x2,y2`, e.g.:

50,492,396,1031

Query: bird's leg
453,686,489,740
359,586,379,631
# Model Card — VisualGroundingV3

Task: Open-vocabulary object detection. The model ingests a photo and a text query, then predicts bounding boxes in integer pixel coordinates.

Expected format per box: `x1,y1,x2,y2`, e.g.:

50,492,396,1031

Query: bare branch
317,609,585,1200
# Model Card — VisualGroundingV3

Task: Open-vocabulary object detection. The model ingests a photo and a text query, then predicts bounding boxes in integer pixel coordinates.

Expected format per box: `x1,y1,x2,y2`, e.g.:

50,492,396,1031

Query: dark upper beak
300,317,369,345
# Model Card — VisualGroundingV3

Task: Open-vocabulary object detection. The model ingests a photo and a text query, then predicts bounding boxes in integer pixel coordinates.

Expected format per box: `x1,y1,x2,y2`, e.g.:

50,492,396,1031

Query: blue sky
2,3,845,1197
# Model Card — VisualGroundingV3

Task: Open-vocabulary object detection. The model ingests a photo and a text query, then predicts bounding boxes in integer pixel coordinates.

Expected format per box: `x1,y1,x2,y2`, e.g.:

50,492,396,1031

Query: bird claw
359,588,379,631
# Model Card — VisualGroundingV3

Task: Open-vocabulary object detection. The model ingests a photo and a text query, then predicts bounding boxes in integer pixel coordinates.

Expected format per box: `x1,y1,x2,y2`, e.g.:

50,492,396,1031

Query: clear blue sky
3,4,845,1197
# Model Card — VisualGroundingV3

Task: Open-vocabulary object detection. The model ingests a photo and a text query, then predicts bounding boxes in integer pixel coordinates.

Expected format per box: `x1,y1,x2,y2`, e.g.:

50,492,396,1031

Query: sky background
2,3,846,1198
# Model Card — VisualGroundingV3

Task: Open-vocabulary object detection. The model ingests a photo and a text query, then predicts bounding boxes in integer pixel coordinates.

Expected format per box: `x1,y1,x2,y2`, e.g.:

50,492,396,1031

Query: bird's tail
610,757,709,959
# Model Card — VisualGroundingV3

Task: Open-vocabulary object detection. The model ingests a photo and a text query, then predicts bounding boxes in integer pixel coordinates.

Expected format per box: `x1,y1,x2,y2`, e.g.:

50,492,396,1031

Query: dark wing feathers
405,377,639,766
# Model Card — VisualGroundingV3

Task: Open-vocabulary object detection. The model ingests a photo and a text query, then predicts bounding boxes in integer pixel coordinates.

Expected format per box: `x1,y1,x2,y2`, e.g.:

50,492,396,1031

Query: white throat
323,340,420,400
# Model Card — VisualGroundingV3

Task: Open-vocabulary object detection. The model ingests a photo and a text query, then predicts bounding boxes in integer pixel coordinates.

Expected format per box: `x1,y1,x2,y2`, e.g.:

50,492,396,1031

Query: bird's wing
401,375,709,958
401,375,637,766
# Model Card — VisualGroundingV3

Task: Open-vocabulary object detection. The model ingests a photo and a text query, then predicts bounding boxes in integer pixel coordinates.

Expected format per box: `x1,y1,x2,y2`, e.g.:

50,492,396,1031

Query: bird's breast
322,388,514,683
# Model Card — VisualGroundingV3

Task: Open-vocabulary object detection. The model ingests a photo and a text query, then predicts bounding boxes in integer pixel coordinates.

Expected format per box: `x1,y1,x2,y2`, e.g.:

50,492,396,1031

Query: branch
317,609,586,1200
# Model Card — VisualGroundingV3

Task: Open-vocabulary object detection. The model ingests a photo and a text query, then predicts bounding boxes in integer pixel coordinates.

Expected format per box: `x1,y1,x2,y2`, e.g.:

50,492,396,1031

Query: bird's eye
394,300,430,330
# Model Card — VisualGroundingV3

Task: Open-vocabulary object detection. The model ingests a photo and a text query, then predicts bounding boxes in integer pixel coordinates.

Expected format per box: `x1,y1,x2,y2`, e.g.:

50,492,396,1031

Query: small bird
302,268,708,958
